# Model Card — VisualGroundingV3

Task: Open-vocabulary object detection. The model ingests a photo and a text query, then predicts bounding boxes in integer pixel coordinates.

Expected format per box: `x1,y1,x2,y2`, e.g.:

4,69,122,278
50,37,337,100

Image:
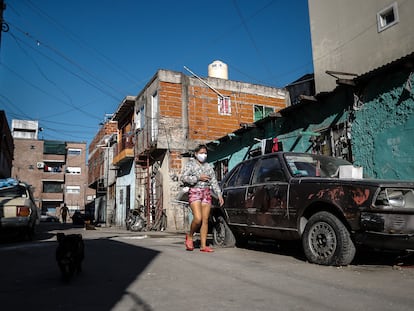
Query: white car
0,178,40,239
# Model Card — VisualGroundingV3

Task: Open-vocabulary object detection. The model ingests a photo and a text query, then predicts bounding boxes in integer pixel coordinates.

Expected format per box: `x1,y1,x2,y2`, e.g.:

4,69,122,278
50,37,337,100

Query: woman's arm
181,160,199,185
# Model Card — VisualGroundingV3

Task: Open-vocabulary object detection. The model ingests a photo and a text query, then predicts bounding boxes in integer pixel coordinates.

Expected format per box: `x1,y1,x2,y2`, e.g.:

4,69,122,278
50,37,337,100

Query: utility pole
0,0,8,51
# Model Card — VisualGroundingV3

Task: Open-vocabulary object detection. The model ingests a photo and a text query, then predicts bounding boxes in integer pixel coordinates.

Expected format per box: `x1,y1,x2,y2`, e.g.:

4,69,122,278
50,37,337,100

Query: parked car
71,211,85,226
0,178,39,239
210,152,414,266
40,214,60,222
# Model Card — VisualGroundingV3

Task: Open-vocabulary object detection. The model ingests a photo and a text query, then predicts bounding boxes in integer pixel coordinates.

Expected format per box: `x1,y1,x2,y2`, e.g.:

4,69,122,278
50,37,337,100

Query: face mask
196,153,207,163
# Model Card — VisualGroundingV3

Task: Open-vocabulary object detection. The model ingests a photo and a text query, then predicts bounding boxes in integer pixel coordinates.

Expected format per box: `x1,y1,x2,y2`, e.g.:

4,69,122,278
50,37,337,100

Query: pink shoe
200,246,214,253
185,235,194,251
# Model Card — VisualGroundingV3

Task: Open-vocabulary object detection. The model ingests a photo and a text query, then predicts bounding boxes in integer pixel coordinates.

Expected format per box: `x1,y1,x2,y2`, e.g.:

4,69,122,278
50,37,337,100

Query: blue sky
0,0,313,145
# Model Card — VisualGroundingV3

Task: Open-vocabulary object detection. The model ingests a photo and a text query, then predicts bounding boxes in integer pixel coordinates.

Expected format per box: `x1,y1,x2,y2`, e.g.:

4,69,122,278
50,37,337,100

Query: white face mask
196,153,207,163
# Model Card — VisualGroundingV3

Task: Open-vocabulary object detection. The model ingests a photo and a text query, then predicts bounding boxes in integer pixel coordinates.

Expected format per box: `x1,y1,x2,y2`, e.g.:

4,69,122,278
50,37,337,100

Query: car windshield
284,154,351,178
0,185,27,198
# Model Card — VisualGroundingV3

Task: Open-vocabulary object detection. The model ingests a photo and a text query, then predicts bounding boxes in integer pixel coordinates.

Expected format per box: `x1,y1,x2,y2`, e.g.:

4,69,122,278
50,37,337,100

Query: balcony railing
113,131,135,165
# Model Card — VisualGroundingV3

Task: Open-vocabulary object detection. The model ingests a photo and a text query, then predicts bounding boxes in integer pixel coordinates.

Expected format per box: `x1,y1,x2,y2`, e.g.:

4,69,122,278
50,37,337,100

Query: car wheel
302,211,356,266
212,216,236,248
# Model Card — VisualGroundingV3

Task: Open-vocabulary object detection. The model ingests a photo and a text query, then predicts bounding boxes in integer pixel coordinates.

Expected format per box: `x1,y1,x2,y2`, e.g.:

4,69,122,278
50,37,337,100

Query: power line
24,0,140,85
232,0,273,78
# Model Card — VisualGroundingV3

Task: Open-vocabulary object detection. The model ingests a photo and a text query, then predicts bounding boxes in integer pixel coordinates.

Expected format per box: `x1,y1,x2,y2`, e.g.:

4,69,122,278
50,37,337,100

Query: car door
222,160,255,226
247,155,290,228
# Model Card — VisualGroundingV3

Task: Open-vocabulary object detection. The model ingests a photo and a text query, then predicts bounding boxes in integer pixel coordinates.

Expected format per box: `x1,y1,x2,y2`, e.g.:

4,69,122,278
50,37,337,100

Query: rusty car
210,152,414,266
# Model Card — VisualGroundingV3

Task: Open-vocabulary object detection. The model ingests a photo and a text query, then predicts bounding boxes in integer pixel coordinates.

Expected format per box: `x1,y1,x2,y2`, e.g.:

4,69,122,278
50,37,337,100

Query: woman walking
181,145,224,252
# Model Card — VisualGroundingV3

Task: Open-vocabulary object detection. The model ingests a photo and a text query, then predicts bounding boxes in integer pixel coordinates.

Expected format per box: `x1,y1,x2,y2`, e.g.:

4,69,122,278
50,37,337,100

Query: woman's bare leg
189,201,202,240
199,203,211,249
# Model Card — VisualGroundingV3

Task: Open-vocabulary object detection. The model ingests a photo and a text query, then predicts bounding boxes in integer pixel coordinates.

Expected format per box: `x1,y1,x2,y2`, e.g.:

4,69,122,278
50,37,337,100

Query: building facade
0,111,13,178
87,118,118,224
308,0,414,93
11,120,92,220
89,65,289,230
207,53,414,182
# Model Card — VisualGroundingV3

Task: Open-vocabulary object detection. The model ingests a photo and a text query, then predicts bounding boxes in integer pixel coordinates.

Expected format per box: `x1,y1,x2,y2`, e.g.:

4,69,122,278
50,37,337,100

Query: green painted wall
208,70,414,181
352,72,414,179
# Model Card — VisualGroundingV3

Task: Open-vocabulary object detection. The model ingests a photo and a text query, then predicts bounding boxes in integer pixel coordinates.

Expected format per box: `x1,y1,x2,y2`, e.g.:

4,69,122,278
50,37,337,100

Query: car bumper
0,217,31,228
358,212,414,251
355,231,414,251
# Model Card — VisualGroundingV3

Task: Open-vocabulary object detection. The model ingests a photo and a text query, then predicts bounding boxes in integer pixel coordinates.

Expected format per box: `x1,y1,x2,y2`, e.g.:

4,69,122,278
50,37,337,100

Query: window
44,163,62,172
66,167,81,174
44,141,66,155
252,156,286,183
254,105,274,121
67,148,82,156
223,164,242,187
151,91,158,142
66,185,81,194
235,160,255,186
43,182,63,193
218,96,231,116
377,2,399,32
214,159,229,181
136,105,145,129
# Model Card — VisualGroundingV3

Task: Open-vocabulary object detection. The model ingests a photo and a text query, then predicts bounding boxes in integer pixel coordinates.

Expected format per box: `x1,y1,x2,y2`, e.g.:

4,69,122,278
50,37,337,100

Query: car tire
302,211,356,266
235,234,249,248
212,216,236,248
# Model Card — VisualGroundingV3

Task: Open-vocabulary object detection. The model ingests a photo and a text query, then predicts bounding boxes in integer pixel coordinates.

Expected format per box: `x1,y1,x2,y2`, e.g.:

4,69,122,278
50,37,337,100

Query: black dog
56,233,84,281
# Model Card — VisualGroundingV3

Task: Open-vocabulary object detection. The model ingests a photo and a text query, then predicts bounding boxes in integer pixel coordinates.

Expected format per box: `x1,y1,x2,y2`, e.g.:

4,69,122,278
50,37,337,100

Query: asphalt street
0,223,413,311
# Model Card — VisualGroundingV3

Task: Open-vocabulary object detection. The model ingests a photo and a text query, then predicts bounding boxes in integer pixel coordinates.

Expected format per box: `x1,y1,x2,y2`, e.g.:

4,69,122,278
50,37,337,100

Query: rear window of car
0,185,27,198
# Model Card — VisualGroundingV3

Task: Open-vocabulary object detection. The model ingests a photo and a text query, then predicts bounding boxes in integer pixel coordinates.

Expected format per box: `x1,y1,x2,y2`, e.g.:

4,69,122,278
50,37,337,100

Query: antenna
183,66,225,98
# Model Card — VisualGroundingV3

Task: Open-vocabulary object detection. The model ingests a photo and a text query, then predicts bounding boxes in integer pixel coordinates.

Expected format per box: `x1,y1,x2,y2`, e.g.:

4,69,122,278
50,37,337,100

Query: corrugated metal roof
355,52,414,84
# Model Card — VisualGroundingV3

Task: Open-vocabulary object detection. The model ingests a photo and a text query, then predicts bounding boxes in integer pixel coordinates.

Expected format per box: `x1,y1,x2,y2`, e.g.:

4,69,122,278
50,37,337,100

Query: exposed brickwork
187,85,285,141
88,121,118,154
159,81,182,118
169,150,183,170
88,122,118,186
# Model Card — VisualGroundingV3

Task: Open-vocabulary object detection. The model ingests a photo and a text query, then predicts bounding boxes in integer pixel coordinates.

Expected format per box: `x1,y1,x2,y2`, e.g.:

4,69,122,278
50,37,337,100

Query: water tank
208,60,228,79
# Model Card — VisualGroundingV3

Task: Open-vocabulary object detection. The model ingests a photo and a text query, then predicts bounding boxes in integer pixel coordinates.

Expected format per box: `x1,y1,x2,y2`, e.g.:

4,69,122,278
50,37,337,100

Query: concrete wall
352,71,414,179
309,0,414,93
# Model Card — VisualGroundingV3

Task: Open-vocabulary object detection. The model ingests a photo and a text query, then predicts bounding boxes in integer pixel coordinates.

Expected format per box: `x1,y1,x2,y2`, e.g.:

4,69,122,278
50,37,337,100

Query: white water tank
208,60,228,79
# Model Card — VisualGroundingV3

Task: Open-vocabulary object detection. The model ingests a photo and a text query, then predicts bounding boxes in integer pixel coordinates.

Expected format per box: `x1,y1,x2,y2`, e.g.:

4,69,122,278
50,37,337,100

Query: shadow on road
0,229,159,311
235,238,414,267
0,222,86,244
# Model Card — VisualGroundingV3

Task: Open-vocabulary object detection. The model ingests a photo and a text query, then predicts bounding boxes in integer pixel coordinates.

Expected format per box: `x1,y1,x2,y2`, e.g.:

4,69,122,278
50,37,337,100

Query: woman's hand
199,174,211,182
218,195,224,207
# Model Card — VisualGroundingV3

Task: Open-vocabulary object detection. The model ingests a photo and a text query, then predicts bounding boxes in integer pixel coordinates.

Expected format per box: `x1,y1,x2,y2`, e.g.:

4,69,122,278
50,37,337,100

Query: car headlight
375,188,414,209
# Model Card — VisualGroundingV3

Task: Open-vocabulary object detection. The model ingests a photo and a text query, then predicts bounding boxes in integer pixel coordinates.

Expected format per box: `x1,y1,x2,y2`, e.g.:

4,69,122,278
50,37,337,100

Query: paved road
0,223,413,311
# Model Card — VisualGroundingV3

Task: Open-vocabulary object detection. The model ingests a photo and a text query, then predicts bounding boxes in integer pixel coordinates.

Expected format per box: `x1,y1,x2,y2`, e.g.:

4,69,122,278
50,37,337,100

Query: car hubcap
309,222,336,258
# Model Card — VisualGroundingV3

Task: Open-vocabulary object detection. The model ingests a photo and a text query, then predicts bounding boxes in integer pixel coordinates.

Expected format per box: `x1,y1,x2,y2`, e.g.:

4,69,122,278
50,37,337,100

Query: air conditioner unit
37,162,44,169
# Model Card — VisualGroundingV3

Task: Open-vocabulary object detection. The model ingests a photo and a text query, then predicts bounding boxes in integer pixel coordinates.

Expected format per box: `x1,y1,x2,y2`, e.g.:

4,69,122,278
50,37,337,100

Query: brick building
87,118,118,223
11,120,92,221
89,64,288,230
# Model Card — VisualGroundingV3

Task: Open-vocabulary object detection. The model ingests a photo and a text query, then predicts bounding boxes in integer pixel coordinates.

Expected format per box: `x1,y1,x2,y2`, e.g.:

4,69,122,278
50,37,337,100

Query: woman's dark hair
194,144,208,153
